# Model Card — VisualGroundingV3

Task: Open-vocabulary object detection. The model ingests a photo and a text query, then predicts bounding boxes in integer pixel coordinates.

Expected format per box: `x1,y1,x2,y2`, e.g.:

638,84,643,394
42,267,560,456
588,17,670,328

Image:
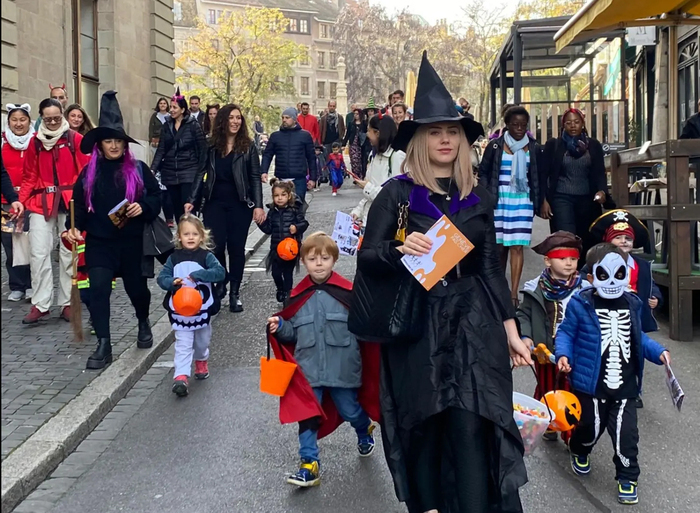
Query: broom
69,199,83,342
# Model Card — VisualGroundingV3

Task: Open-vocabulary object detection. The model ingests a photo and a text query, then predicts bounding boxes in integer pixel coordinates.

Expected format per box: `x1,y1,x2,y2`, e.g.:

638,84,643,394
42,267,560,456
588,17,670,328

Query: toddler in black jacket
257,179,309,303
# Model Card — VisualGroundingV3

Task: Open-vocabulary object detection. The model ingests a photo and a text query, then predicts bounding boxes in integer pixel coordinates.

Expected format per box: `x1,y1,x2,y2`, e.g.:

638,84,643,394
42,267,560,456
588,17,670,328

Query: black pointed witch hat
80,90,139,154
392,52,484,152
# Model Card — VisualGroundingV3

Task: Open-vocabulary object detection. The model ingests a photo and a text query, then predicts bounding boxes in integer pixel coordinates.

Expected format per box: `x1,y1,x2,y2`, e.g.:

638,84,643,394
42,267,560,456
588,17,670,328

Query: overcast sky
371,0,523,24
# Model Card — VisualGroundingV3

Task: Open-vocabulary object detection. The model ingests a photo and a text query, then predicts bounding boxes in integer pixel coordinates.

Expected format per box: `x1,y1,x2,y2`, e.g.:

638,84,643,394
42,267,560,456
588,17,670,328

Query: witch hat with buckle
392,51,484,152
80,90,139,154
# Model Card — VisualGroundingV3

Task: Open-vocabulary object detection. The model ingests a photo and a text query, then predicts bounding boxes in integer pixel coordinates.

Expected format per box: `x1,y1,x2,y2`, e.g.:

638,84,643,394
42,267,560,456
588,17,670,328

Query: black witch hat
80,90,139,154
392,52,484,152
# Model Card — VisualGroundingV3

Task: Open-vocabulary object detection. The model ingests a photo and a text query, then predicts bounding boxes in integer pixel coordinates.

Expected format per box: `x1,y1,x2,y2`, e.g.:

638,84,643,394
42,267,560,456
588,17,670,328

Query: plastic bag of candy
513,392,555,455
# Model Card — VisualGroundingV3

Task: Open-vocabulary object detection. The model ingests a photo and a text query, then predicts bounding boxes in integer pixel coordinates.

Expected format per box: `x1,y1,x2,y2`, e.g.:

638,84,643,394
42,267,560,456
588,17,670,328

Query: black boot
214,282,227,301
137,319,153,349
229,282,243,313
86,338,112,370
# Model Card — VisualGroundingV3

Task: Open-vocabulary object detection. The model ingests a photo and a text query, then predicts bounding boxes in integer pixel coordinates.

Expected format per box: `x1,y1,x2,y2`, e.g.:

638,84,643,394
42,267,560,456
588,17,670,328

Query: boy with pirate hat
517,231,590,443
556,242,669,505
588,209,662,334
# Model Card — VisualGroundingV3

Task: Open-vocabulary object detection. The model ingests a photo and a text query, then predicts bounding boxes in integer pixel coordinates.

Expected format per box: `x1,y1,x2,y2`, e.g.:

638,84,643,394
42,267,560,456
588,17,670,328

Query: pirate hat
392,52,484,152
80,90,139,154
531,231,582,256
589,209,649,249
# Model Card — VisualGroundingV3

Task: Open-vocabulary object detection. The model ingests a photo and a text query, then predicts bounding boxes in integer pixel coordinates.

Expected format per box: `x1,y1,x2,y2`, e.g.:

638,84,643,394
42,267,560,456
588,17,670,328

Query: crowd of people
3,51,688,512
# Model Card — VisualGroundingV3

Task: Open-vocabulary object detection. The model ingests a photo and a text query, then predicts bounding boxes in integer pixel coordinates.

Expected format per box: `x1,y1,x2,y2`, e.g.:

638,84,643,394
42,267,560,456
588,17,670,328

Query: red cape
267,272,381,439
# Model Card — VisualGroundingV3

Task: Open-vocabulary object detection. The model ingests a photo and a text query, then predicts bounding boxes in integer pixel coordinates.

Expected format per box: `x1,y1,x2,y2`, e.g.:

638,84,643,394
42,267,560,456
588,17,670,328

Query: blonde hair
174,214,215,251
300,231,339,262
401,123,475,199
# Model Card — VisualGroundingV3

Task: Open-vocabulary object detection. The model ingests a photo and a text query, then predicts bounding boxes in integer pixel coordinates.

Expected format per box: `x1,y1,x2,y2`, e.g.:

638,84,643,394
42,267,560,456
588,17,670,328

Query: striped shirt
494,152,534,247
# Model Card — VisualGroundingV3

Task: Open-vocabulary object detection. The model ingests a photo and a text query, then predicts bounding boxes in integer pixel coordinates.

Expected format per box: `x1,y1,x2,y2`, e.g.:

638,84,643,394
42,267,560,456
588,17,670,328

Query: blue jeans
293,177,307,205
298,387,371,463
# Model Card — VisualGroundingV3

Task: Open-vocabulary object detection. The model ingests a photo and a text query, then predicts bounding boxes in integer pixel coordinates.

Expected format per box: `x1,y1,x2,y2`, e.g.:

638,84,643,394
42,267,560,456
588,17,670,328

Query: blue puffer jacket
555,288,666,396
260,123,316,180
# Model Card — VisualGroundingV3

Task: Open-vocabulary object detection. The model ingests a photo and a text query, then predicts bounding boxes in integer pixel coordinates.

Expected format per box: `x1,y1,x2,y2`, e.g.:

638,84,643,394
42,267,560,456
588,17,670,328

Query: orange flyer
400,215,474,290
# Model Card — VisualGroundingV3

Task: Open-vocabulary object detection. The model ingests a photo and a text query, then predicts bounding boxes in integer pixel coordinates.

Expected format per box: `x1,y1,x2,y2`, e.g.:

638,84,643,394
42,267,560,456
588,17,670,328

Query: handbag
348,200,426,343
143,214,175,264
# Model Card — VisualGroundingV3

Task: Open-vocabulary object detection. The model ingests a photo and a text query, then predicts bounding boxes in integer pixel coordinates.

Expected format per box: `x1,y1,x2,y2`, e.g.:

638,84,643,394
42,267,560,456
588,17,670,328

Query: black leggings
407,408,490,513
161,190,174,222
271,256,296,293
550,193,602,268
204,199,254,287
89,265,151,339
166,183,192,223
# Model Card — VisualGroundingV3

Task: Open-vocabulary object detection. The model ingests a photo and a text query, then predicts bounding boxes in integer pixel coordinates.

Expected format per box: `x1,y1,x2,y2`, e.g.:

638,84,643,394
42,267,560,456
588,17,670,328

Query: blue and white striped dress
494,152,533,246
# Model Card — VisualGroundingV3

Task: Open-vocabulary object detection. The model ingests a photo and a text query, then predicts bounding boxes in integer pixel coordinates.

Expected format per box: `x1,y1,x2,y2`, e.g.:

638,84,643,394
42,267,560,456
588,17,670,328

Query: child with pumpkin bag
516,231,590,444
256,179,308,304
157,215,225,397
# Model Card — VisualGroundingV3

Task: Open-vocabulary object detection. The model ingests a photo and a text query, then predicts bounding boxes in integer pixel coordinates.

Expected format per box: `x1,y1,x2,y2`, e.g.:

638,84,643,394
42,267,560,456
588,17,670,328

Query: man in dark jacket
680,99,700,139
261,107,316,204
319,100,346,160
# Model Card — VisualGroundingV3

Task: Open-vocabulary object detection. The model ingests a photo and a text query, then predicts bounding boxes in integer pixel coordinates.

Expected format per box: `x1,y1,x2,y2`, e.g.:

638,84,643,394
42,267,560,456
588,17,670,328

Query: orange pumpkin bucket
260,338,297,397
277,237,299,261
172,286,203,317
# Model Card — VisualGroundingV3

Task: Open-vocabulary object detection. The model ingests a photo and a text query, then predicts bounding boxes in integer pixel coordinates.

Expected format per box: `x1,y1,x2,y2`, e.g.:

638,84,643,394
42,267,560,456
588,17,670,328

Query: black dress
357,176,527,512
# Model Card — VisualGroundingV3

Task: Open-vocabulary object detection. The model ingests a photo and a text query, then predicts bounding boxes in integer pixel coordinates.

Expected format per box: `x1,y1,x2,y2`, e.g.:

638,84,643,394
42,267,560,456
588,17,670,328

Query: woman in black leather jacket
186,104,265,312
151,89,207,222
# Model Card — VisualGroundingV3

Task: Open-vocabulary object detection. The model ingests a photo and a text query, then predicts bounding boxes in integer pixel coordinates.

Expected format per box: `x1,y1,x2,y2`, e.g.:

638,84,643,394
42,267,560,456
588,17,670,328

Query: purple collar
394,174,480,218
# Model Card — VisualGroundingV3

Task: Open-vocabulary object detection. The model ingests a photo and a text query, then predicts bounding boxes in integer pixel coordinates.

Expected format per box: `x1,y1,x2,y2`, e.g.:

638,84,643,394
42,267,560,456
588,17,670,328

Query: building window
320,24,330,39
286,14,311,34
330,52,337,70
301,77,310,96
330,82,337,99
208,9,216,24
287,76,295,87
173,1,182,22
318,51,325,69
300,48,310,66
318,82,326,99
72,0,99,120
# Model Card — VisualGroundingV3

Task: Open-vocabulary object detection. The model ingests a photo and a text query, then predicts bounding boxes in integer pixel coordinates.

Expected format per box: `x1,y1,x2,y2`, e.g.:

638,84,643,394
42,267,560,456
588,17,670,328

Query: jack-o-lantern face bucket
277,237,299,261
172,286,203,317
541,390,581,432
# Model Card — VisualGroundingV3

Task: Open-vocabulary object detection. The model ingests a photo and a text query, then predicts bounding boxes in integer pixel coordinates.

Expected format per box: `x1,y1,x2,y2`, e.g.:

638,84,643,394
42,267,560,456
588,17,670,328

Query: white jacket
351,148,405,223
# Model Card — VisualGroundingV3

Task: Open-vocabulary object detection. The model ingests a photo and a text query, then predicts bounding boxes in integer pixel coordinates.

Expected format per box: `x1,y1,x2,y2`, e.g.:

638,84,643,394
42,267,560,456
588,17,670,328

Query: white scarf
2,127,35,151
36,117,71,151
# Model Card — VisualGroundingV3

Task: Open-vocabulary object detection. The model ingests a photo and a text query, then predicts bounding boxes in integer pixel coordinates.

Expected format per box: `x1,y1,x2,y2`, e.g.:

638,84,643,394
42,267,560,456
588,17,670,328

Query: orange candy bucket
260,337,297,397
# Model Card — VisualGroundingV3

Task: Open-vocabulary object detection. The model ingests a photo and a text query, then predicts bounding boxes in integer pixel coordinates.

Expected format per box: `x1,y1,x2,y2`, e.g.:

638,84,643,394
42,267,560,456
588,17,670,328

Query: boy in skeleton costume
556,243,670,505
517,231,590,444
157,215,225,397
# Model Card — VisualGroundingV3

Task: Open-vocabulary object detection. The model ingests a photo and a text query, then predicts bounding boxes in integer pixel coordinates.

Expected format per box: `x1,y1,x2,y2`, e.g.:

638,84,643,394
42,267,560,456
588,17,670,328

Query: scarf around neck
562,131,589,159
538,268,582,302
326,111,338,129
3,127,35,151
36,117,71,151
503,130,529,193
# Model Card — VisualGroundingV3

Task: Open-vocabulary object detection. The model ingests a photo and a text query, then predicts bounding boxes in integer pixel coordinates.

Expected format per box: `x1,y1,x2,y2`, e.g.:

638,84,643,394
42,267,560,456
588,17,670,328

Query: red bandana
604,222,635,243
546,248,580,260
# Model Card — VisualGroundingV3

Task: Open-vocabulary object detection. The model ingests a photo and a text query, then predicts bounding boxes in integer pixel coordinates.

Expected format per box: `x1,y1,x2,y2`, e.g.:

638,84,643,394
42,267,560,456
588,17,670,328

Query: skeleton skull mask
591,253,629,299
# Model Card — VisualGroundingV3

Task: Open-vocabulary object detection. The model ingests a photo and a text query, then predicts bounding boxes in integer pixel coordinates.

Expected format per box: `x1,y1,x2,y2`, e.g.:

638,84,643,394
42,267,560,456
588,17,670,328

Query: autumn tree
176,7,305,117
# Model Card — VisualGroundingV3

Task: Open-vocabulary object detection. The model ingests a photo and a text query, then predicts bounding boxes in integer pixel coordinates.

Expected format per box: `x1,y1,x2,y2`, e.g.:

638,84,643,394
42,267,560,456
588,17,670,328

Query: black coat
357,177,526,512
189,143,263,210
260,124,315,180
258,199,308,249
540,137,611,203
151,114,207,186
342,120,368,148
1,154,18,203
478,135,543,215
680,113,700,139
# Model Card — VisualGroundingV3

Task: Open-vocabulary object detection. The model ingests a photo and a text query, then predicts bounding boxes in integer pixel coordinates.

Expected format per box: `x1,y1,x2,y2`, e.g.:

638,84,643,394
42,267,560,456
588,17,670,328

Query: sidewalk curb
1,229,270,513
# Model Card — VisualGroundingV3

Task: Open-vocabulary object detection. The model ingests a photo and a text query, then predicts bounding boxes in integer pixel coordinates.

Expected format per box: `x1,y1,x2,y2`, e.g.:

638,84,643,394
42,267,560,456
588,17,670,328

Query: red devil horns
49,83,67,92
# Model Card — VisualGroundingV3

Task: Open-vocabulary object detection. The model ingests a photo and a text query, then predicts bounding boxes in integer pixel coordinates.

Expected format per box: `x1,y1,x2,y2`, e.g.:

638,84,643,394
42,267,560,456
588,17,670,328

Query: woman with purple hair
64,91,161,370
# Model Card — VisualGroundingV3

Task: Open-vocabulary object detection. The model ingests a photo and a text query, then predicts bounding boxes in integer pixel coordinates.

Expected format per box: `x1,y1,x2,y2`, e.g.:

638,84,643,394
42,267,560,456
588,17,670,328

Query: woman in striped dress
479,106,542,306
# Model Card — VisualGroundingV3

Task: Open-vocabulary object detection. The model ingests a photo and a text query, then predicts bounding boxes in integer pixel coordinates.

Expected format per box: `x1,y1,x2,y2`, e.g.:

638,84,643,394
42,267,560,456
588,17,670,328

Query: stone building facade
1,0,175,160
173,0,343,116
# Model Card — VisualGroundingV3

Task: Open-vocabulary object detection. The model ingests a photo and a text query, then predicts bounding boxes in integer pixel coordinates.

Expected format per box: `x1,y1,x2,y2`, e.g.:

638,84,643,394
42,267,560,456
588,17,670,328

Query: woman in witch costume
353,53,531,513
64,91,161,370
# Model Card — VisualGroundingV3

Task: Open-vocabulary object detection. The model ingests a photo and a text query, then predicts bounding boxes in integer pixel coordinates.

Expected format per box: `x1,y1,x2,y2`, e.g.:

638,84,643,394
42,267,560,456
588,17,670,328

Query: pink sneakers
172,375,189,397
194,360,209,380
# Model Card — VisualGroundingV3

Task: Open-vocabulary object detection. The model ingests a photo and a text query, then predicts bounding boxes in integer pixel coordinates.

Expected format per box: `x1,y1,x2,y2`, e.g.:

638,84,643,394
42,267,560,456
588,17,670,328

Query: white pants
173,325,212,377
29,212,72,312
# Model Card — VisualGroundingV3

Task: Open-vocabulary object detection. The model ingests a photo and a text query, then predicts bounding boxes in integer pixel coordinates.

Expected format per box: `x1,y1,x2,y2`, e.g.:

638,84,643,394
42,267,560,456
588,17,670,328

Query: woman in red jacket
18,98,89,324
1,103,34,301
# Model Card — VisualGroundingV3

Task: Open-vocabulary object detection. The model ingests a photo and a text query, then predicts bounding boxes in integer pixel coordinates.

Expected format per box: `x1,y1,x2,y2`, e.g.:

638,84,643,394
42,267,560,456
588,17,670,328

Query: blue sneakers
358,424,376,457
570,452,591,476
618,480,639,505
286,460,320,487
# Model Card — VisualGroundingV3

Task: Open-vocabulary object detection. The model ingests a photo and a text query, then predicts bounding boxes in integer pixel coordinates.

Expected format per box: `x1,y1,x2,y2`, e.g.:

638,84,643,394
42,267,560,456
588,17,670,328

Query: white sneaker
332,192,337,197
25,289,33,300
8,291,25,302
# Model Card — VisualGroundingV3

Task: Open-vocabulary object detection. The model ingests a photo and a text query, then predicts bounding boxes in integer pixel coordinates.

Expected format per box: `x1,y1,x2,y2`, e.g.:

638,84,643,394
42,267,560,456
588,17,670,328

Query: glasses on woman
43,116,63,124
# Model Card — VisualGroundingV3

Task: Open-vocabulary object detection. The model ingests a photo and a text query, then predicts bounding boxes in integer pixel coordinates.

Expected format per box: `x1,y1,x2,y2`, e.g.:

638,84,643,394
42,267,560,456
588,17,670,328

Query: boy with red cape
267,232,380,488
